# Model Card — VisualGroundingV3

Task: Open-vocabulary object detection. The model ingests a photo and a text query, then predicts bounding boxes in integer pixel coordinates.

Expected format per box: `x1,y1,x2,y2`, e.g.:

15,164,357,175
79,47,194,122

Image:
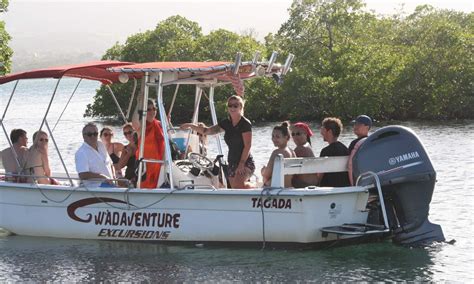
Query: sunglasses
123,130,133,136
102,133,113,137
227,104,240,109
147,107,156,112
84,132,98,137
291,132,304,137
39,138,49,142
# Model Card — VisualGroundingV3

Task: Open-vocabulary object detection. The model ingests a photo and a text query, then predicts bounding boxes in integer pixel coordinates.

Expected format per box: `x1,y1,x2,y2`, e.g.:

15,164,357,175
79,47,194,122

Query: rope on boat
259,186,273,250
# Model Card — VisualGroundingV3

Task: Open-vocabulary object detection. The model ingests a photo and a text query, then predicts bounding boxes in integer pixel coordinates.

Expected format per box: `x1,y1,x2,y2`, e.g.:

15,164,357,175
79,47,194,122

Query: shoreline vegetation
2,0,472,122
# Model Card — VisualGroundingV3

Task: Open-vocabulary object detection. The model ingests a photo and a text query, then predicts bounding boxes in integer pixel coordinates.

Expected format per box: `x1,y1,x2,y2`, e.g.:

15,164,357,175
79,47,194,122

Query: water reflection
0,236,443,282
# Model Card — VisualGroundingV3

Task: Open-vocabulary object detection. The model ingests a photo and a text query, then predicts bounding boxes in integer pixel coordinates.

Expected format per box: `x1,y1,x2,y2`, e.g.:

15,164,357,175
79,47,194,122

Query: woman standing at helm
180,95,255,189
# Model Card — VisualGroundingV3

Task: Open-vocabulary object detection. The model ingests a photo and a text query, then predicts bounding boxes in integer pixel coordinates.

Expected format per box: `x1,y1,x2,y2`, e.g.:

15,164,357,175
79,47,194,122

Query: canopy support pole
137,73,149,189
0,80,22,171
106,85,127,123
39,78,62,131
44,120,73,186
52,78,82,132
191,86,202,124
208,85,223,156
156,72,174,190
125,78,138,120
167,84,180,130
1,80,19,122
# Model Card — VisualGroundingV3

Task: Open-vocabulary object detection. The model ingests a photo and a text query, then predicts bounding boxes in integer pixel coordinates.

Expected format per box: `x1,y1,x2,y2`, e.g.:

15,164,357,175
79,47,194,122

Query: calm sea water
0,79,473,282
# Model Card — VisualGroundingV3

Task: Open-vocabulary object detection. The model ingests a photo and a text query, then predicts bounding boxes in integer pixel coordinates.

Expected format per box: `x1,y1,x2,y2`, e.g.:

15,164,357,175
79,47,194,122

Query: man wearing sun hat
348,115,372,153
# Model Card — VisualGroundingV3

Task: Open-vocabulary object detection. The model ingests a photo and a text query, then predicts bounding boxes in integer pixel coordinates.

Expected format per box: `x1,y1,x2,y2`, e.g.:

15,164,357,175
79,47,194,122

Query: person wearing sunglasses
100,127,124,169
290,122,318,187
261,122,295,187
25,130,58,185
1,128,29,182
180,95,255,189
132,98,165,189
114,123,138,186
75,122,115,187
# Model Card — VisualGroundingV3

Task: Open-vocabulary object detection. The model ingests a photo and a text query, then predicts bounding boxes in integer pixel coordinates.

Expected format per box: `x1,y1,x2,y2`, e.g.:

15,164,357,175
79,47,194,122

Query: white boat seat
271,155,349,188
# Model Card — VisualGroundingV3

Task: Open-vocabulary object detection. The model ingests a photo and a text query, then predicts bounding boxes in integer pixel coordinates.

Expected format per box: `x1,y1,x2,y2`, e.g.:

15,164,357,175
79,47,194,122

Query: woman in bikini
100,127,124,175
25,130,58,184
115,123,137,186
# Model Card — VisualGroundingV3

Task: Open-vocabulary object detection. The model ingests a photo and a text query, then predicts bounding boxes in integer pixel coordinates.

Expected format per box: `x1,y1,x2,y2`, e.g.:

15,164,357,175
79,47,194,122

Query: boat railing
271,154,349,188
0,170,134,189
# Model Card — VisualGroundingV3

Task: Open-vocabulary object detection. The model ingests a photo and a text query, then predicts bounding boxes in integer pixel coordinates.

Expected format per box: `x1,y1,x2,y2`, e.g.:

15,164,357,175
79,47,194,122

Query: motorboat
0,53,445,248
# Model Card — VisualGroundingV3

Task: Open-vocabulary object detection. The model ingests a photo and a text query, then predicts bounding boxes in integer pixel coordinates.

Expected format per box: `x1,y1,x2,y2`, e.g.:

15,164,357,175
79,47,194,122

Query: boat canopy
0,61,138,85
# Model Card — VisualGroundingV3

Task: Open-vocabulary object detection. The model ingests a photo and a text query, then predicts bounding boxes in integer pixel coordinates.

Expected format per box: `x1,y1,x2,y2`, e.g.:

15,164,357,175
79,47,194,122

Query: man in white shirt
75,122,115,186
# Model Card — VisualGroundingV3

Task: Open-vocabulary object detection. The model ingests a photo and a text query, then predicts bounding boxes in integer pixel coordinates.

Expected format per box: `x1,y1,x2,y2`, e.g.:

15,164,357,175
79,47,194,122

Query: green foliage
0,0,11,75
88,3,473,122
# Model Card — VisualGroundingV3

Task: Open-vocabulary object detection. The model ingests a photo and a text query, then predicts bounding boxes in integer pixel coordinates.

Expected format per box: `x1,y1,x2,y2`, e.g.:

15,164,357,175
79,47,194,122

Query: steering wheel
188,152,214,171
176,160,194,173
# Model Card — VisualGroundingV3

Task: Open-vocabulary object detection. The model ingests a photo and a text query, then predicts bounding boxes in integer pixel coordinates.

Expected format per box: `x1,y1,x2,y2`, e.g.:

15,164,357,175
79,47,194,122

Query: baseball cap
352,115,372,127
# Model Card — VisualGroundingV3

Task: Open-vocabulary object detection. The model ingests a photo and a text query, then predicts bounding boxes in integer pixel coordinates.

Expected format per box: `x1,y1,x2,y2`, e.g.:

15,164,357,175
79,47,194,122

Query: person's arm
180,123,222,135
42,152,51,177
78,172,109,180
115,146,132,171
132,82,146,132
261,150,278,184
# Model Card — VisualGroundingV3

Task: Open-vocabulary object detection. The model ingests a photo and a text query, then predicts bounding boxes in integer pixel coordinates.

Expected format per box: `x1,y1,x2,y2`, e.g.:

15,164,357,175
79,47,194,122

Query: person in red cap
290,122,319,187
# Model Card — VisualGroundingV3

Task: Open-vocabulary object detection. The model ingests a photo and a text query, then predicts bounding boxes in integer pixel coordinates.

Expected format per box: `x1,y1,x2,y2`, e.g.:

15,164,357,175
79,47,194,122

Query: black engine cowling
352,126,445,246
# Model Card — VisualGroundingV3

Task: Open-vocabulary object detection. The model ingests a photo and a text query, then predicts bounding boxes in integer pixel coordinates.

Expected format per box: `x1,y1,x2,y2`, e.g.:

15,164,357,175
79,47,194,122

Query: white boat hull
0,183,370,245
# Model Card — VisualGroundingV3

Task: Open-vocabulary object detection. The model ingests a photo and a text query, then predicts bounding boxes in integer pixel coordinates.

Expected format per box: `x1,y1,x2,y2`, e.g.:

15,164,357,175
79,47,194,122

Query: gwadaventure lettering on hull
67,197,180,240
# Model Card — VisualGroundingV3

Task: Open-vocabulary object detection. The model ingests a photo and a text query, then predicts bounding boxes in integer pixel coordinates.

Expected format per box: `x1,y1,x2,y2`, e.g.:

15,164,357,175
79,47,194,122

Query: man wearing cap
348,115,372,153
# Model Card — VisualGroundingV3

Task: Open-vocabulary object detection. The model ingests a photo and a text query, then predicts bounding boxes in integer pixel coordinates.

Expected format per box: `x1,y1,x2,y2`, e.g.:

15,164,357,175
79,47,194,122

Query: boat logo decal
388,151,420,166
251,197,292,209
67,197,180,240
67,197,131,223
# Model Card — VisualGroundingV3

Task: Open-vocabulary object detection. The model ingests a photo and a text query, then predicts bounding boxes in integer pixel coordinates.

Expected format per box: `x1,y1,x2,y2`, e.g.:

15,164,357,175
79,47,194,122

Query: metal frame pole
191,86,202,124
39,78,62,131
0,80,22,171
208,85,223,156
125,78,138,120
137,73,149,189
106,85,128,123
44,120,73,186
156,72,174,190
52,78,82,132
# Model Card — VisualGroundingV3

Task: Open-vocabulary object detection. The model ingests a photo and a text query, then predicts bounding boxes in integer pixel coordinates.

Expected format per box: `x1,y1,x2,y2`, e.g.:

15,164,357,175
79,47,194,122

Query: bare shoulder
294,145,315,157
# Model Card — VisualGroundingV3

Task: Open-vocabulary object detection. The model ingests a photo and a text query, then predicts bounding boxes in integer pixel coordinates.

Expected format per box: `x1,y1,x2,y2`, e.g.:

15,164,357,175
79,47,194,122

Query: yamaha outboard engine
352,126,445,246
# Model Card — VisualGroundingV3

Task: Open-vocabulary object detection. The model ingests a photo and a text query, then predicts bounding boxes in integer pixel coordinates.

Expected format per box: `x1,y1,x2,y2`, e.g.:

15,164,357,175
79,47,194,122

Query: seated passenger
75,123,115,187
115,123,137,186
100,127,124,172
290,122,319,187
25,130,59,185
261,122,295,187
1,129,29,182
317,117,351,187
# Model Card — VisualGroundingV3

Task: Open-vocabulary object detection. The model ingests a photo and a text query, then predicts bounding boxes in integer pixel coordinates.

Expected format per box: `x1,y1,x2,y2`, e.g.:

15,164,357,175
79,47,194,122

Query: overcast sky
2,0,472,71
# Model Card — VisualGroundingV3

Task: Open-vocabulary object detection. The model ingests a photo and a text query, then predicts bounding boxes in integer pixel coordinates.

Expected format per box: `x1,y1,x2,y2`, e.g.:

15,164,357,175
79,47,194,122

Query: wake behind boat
0,53,445,248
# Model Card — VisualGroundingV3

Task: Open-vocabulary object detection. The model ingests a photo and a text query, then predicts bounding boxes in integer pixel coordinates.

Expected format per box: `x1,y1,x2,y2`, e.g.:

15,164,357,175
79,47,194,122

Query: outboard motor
352,126,445,246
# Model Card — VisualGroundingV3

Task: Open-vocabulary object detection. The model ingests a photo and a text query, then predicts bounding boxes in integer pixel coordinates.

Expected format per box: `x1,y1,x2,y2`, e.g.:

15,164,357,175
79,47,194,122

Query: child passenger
261,122,295,187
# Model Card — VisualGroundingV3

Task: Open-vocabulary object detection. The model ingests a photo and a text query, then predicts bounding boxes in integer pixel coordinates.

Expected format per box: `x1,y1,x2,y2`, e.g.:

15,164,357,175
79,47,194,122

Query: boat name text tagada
251,197,292,209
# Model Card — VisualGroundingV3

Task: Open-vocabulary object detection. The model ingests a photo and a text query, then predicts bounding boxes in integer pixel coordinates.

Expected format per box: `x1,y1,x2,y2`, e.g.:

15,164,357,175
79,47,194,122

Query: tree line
3,0,471,122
